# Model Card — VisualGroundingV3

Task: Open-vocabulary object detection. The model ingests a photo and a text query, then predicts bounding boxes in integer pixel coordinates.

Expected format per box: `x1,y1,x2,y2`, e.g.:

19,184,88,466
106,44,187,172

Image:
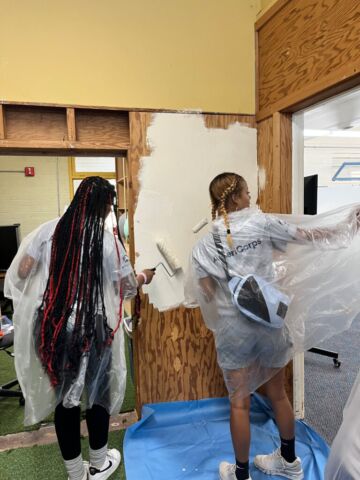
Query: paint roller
151,239,182,277
192,217,208,233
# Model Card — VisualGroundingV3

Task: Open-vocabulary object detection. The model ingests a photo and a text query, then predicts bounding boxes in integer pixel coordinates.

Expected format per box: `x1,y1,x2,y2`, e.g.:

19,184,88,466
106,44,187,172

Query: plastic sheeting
4,218,137,426
325,368,360,479
185,205,360,400
124,394,329,480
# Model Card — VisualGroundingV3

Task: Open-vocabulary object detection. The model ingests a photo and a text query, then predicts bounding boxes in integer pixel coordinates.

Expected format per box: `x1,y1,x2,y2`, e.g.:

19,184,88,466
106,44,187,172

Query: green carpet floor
0,336,135,479
0,430,126,480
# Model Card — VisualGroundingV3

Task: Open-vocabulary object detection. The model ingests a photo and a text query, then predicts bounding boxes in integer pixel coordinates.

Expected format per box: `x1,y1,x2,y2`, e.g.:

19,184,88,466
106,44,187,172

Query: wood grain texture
255,0,290,30
204,114,256,129
257,113,292,214
257,116,276,212
75,109,129,145
279,112,292,214
0,105,5,139
0,140,128,156
1,104,129,151
135,294,227,407
257,0,360,120
128,112,153,266
257,112,293,401
66,108,76,142
5,105,67,141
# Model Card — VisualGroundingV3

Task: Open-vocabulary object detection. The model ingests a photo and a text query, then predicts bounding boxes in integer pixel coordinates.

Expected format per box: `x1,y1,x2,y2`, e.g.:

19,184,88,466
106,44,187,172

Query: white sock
89,444,108,469
64,454,86,480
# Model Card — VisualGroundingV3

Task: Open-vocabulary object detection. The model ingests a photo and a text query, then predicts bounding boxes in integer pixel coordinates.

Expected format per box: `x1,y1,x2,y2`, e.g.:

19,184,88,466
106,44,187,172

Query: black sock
235,459,249,480
280,437,296,463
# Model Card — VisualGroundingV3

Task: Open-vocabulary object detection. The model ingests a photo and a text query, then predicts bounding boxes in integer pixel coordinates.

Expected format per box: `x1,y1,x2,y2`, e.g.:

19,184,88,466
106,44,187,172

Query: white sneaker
254,448,304,479
88,449,121,480
68,461,89,480
219,461,252,480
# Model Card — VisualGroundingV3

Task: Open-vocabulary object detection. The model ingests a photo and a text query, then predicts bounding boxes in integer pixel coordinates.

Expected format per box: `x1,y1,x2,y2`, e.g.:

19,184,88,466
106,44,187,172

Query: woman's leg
254,368,303,478
54,403,86,480
86,403,121,479
230,395,251,462
86,404,110,450
220,369,251,480
264,368,295,443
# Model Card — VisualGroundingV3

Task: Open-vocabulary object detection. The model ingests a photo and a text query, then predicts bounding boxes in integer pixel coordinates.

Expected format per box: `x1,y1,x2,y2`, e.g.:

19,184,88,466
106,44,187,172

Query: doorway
292,87,360,443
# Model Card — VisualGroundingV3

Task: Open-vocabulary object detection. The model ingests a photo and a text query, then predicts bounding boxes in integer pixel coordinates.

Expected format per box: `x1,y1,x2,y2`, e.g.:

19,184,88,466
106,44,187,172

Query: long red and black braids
37,176,117,387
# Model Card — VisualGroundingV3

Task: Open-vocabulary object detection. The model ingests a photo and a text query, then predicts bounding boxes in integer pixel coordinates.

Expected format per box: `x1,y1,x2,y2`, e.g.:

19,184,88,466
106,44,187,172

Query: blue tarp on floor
124,394,329,479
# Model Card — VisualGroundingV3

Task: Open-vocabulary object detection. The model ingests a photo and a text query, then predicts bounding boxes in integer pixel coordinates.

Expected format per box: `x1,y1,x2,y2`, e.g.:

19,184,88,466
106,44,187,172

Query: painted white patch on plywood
134,113,257,311
258,167,266,192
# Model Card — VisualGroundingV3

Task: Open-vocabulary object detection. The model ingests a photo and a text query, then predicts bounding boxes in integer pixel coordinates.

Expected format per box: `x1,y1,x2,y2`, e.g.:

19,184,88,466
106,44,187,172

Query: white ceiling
303,87,360,188
304,87,360,131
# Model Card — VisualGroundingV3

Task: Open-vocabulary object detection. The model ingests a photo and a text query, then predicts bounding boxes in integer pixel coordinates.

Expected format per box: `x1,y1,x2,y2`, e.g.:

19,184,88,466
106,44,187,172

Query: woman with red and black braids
5,176,154,480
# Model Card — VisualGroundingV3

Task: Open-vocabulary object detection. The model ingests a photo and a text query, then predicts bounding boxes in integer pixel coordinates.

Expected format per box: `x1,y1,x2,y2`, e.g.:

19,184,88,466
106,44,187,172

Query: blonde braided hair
209,172,245,248
211,202,218,221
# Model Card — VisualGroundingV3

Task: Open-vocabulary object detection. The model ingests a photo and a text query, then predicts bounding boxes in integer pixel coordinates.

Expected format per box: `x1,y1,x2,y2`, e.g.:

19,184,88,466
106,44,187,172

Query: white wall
134,113,257,311
0,156,70,239
304,137,360,213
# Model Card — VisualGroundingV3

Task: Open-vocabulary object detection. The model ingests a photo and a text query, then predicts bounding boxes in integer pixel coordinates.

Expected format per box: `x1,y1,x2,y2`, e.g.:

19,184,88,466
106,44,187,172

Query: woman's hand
142,269,156,284
355,208,360,229
136,269,156,288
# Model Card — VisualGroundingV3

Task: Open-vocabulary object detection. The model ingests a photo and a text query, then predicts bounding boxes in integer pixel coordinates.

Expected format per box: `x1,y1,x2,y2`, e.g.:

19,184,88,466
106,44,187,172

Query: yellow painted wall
0,0,262,114
258,0,278,17
0,157,70,238
261,0,278,9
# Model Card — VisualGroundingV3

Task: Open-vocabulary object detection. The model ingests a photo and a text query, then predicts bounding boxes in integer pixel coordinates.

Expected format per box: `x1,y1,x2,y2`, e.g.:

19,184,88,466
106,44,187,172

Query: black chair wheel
19,396,25,406
333,359,341,368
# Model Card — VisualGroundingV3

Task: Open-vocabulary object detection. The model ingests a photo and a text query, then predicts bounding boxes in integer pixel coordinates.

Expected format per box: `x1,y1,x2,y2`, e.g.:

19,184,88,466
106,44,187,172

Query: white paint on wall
258,167,266,192
134,113,257,311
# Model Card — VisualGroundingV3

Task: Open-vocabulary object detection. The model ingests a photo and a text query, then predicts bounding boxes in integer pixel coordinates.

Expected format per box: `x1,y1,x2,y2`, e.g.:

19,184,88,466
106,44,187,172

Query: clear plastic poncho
185,205,360,400
4,218,137,426
325,367,360,479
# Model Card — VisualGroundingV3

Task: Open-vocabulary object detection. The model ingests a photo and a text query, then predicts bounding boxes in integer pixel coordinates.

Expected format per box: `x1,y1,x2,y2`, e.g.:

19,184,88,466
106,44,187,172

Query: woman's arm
199,276,217,302
296,208,360,246
17,254,36,279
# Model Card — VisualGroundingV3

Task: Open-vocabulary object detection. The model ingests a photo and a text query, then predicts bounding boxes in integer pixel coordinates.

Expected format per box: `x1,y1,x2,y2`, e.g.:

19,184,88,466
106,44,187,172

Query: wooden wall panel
257,116,276,212
0,103,130,155
257,113,291,214
257,111,293,402
75,109,129,145
136,295,226,406
128,112,153,266
0,105,5,140
256,0,360,120
204,114,256,129
278,112,292,214
129,112,256,412
5,105,67,141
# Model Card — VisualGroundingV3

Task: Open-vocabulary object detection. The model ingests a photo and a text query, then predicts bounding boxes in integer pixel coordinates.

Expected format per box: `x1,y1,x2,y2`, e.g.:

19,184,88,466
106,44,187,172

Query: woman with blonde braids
186,172,360,480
